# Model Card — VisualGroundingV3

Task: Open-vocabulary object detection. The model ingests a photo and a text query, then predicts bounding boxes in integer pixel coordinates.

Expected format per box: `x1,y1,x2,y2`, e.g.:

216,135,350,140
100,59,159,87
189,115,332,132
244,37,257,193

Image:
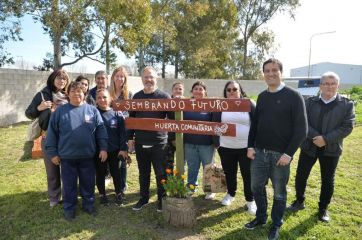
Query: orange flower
165,169,171,174
173,169,178,175
161,179,166,184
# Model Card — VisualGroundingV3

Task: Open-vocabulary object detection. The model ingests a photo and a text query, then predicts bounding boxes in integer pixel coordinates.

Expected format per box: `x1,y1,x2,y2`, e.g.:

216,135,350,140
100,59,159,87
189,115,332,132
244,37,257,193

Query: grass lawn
0,123,361,240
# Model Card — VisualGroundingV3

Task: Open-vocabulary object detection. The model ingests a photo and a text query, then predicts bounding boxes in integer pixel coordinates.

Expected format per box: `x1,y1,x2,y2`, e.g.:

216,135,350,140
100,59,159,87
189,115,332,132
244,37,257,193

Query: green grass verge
0,124,361,240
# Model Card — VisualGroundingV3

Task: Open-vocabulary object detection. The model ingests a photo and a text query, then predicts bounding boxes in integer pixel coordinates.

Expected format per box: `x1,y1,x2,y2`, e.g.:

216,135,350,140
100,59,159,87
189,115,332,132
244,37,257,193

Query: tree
235,0,300,79
0,1,24,67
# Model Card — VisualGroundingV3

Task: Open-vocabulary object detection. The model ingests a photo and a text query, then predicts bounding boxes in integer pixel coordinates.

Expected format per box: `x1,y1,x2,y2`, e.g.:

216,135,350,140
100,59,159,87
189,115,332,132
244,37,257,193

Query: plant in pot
161,169,196,227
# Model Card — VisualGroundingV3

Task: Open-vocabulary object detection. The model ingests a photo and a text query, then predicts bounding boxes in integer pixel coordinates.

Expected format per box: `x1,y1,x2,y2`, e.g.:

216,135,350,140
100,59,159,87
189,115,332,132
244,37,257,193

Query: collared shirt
320,94,337,104
268,82,285,92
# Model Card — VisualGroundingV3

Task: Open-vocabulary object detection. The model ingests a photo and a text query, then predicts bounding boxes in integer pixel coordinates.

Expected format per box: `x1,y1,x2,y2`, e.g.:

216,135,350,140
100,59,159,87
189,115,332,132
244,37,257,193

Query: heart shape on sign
235,101,241,106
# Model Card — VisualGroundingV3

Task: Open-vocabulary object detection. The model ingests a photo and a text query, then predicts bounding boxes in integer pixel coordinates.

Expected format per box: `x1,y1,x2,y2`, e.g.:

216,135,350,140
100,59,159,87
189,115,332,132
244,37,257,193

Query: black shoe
132,199,149,211
83,207,96,217
100,195,109,206
287,200,305,212
318,209,330,222
244,218,266,230
115,193,124,206
156,200,162,212
64,211,75,221
268,226,280,240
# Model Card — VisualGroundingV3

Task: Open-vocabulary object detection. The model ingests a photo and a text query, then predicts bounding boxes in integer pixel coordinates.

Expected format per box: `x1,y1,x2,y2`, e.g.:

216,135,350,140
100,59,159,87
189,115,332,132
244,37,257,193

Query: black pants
95,151,123,195
218,147,253,201
165,142,176,170
135,144,167,202
295,150,340,210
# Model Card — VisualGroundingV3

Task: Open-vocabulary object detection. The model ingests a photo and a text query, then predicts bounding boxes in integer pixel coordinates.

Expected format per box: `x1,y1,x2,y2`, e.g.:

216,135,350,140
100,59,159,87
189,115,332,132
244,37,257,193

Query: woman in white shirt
213,81,256,215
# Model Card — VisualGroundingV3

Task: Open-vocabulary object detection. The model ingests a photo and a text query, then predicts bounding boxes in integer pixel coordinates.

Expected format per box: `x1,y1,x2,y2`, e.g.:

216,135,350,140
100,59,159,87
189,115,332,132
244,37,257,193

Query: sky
3,0,361,77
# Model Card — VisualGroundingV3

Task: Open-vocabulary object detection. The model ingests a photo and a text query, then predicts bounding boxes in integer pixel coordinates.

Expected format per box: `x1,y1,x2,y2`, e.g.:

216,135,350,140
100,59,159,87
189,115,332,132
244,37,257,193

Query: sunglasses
226,88,238,92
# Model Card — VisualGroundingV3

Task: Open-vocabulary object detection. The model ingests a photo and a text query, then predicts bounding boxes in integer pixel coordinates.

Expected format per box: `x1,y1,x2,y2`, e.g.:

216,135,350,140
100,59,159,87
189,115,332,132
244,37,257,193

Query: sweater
248,86,307,157
183,111,213,145
128,89,174,145
45,103,108,159
98,108,128,152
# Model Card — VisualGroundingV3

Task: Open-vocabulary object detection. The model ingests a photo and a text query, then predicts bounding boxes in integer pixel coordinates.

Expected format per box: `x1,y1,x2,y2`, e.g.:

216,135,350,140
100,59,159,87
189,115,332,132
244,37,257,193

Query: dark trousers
61,157,95,213
218,147,253,201
135,144,167,202
295,150,340,210
41,137,61,203
95,151,124,195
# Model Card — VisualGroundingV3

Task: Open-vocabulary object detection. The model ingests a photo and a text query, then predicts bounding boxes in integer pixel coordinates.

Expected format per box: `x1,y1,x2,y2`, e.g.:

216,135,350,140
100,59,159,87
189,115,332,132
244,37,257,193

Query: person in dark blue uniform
46,81,108,220
95,88,128,206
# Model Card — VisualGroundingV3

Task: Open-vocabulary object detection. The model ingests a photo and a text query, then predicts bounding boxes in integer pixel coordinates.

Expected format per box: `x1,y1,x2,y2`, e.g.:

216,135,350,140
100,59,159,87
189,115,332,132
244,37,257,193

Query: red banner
113,98,251,112
125,118,236,137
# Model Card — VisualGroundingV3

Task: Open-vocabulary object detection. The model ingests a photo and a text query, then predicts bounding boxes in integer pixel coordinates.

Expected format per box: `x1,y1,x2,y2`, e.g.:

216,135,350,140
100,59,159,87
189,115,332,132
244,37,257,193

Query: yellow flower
189,184,195,190
165,169,171,174
181,175,186,180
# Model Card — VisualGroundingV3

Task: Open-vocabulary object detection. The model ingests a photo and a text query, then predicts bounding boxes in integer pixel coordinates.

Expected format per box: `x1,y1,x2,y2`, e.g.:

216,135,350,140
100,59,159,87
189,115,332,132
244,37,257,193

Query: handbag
202,163,227,193
27,92,45,141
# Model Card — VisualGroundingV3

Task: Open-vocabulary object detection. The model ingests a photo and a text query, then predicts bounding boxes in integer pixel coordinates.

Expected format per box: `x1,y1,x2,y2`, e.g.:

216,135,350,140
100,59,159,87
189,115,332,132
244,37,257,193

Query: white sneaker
246,201,257,215
205,193,216,200
221,193,235,206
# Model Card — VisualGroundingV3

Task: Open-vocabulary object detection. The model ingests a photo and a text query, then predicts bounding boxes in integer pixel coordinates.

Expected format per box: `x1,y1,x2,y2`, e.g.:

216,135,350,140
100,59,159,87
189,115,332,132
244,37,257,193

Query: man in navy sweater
245,58,307,240
128,66,174,212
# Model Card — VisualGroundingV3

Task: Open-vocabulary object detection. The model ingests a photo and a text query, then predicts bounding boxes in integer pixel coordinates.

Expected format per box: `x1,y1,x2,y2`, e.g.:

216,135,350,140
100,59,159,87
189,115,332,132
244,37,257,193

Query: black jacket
25,87,53,131
301,94,355,157
212,99,256,148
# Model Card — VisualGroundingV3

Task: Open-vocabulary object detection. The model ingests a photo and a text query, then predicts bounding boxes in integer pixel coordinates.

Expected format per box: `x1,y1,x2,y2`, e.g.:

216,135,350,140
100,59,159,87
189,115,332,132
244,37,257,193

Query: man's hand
247,148,256,160
99,150,108,162
118,150,128,159
51,156,60,165
276,154,291,166
313,135,326,147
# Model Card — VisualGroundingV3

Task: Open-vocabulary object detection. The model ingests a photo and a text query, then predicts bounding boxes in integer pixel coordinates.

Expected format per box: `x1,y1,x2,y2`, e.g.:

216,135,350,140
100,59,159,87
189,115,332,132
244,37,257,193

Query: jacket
301,94,355,157
25,86,53,131
212,99,256,148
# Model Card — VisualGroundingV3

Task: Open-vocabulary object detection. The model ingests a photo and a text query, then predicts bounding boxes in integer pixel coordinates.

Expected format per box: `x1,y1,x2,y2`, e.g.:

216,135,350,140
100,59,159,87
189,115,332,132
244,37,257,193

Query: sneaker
132,199,149,211
244,218,266,230
318,209,330,222
64,211,75,221
99,195,109,206
287,200,305,212
205,193,216,200
268,226,280,240
156,201,162,212
115,193,124,206
221,193,235,206
246,201,257,215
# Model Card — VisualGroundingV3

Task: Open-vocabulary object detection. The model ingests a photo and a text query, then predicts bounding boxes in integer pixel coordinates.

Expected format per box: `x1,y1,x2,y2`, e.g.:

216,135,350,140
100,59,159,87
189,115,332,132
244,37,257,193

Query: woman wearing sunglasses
213,81,257,214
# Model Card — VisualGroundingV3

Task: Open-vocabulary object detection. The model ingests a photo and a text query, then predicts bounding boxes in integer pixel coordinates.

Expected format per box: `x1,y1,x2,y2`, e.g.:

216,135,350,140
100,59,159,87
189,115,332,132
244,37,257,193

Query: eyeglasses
226,88,238,93
321,82,337,87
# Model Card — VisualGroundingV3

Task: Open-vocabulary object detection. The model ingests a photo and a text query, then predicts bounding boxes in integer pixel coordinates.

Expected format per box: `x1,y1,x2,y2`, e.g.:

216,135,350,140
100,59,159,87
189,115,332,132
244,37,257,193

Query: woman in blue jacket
95,88,128,206
46,81,108,220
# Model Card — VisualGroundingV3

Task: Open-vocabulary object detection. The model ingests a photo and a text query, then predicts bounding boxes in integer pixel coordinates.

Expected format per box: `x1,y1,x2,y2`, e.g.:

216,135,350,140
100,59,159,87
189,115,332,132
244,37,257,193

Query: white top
220,112,250,149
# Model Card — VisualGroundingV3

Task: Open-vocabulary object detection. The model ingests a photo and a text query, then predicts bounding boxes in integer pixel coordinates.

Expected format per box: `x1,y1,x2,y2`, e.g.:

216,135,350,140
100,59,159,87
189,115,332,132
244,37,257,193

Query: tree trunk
242,39,248,79
161,31,166,79
174,53,179,79
53,33,62,69
138,46,145,75
105,20,110,75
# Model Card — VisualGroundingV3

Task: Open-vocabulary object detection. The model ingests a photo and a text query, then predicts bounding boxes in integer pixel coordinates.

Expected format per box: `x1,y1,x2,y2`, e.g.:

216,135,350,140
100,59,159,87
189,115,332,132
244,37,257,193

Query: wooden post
175,111,184,175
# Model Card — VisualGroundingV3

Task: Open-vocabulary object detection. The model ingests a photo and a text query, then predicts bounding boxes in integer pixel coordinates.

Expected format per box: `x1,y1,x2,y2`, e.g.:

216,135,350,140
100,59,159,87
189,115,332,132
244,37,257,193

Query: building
290,62,362,85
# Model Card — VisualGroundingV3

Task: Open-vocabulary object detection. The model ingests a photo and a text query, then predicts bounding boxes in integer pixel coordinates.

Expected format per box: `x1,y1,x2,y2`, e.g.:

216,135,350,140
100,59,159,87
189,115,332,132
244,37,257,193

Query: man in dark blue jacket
287,72,355,223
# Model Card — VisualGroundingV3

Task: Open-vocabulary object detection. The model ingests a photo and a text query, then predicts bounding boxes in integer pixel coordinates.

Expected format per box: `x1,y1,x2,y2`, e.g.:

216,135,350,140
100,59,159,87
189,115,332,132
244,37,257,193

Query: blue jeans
61,157,95,213
185,143,215,186
251,149,290,227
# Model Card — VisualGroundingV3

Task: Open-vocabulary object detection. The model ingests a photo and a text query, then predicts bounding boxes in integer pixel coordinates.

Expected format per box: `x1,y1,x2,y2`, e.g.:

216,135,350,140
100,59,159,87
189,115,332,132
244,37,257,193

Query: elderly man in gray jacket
287,71,355,223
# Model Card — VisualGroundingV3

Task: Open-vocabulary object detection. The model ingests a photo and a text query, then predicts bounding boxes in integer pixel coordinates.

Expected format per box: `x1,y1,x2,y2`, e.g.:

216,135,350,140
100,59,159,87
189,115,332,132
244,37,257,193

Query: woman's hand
99,150,108,162
37,100,53,111
118,150,128,159
51,156,60,165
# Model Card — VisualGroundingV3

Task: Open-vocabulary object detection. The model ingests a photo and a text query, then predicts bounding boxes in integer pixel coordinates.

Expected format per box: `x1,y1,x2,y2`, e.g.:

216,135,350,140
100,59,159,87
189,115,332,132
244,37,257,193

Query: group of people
26,58,355,240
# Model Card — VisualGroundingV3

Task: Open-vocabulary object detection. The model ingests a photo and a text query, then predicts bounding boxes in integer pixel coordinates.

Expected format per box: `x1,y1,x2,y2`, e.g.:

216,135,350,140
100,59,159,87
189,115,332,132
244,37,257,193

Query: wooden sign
113,98,251,112
125,118,236,137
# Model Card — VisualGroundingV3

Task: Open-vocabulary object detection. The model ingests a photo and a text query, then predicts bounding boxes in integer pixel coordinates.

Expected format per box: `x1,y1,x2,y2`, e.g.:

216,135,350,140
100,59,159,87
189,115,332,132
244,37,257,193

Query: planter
162,197,196,228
